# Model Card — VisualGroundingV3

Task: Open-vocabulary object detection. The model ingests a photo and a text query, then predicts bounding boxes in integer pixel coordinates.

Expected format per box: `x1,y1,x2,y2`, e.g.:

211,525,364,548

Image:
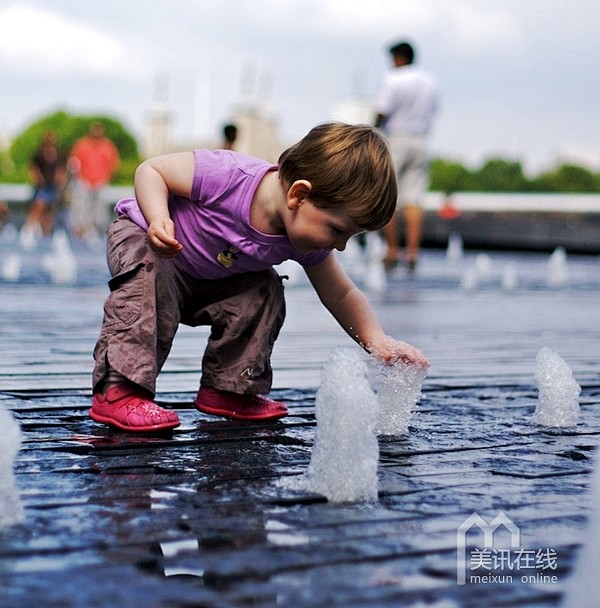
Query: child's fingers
375,342,429,368
148,231,182,257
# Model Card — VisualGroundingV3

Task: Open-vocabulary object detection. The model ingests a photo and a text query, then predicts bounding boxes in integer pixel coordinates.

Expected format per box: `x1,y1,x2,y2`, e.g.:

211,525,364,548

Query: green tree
532,164,598,193
471,158,528,192
429,158,473,193
4,110,140,184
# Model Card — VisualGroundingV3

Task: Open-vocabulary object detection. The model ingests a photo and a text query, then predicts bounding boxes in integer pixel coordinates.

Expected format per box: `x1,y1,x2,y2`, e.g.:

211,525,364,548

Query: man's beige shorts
386,134,430,207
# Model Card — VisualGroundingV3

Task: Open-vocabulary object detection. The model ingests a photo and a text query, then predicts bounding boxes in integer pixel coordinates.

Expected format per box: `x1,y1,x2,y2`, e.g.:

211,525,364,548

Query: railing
0,183,134,205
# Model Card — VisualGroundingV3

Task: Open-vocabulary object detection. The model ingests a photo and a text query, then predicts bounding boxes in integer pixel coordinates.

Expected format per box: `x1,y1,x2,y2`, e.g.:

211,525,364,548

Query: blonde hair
278,123,397,230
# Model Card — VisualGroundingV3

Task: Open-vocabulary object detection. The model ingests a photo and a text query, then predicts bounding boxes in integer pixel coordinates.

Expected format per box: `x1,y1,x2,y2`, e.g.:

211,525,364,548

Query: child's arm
304,253,429,367
134,151,196,257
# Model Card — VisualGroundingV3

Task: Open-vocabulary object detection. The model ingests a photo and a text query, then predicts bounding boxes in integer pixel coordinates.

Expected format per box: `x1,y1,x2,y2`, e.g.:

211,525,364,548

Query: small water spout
562,452,600,608
374,360,427,435
341,235,367,281
446,232,463,261
19,222,42,251
363,233,387,293
1,253,22,281
278,348,379,503
460,253,493,290
533,347,580,427
0,406,25,527
41,229,78,285
546,246,569,288
0,223,18,244
501,262,518,291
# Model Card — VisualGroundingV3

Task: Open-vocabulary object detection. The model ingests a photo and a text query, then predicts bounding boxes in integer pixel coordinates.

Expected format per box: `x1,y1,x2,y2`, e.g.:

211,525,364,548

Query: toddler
90,123,429,432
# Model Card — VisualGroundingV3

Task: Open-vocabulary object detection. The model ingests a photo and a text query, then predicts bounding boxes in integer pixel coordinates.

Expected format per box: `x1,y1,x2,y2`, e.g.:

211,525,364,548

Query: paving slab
1,236,600,607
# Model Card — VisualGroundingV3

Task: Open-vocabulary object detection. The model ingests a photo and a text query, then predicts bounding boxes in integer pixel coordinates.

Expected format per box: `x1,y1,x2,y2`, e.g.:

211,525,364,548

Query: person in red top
69,122,120,239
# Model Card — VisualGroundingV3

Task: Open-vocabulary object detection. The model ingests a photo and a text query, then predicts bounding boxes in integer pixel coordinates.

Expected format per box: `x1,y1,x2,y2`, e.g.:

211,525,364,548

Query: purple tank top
115,149,328,279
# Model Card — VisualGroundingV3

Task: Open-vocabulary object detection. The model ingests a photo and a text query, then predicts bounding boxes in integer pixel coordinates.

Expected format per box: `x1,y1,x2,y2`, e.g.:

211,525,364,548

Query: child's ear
287,180,312,209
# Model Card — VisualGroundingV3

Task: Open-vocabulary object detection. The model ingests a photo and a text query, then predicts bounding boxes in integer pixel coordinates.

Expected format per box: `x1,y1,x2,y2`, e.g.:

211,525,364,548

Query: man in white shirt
375,41,438,271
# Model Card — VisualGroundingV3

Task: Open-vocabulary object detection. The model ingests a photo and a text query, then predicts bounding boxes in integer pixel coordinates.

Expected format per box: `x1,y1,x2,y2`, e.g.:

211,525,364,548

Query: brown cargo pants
92,216,286,396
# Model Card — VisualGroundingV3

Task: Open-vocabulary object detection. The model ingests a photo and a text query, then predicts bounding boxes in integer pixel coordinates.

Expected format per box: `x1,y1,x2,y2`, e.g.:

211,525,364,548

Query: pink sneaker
90,385,180,432
194,386,288,421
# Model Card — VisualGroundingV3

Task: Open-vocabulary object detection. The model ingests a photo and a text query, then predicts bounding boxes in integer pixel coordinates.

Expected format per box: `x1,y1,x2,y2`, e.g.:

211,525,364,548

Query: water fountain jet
279,348,379,503
0,406,24,527
533,347,580,427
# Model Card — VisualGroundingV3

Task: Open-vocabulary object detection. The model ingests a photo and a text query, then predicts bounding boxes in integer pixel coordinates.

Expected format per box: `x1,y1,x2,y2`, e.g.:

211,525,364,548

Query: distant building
330,97,375,126
143,65,284,161
143,74,174,158
229,63,283,162
230,101,282,163
330,69,375,126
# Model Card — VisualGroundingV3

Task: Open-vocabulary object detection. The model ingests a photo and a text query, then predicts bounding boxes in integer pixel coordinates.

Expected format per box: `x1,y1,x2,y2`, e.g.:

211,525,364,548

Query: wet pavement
1,234,600,607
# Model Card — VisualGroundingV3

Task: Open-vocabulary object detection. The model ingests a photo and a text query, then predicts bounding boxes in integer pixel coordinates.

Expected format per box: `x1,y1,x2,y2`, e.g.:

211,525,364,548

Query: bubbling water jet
279,348,379,503
41,229,78,285
563,452,600,608
0,406,24,527
373,360,427,435
546,246,569,288
501,262,518,291
1,253,22,281
446,232,463,261
533,347,580,427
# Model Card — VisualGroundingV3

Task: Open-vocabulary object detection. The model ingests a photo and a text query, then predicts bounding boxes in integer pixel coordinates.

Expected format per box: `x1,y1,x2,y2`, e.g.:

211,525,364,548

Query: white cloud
444,0,526,54
0,0,597,169
319,0,436,34
317,0,525,56
0,3,145,76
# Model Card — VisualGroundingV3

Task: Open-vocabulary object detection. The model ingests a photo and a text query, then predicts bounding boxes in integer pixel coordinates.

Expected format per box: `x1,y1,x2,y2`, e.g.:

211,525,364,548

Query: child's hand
366,336,429,368
147,217,183,258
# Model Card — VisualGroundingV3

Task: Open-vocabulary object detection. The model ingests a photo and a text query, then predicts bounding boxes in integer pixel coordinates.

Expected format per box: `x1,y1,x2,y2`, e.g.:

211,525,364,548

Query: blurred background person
221,123,238,150
375,40,439,272
69,122,120,240
21,131,67,241
0,200,9,230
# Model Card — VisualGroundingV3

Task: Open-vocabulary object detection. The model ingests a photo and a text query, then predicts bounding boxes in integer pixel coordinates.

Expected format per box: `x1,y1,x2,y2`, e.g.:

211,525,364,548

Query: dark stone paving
1,238,600,607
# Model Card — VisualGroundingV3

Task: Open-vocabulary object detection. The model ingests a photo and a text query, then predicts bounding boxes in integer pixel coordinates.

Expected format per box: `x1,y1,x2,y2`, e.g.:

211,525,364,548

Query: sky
1,0,599,173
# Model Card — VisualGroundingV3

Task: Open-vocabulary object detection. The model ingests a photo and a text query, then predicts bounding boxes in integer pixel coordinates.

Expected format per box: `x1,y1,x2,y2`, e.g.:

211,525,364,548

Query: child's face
288,199,363,254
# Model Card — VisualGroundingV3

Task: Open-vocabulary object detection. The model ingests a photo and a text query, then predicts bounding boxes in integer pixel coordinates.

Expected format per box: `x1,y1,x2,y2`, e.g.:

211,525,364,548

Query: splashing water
533,347,580,427
373,361,428,435
446,232,464,261
19,222,42,251
562,452,600,608
41,229,78,285
363,233,388,293
546,246,569,288
501,262,518,291
1,253,22,281
0,406,24,527
460,253,494,291
280,348,379,503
